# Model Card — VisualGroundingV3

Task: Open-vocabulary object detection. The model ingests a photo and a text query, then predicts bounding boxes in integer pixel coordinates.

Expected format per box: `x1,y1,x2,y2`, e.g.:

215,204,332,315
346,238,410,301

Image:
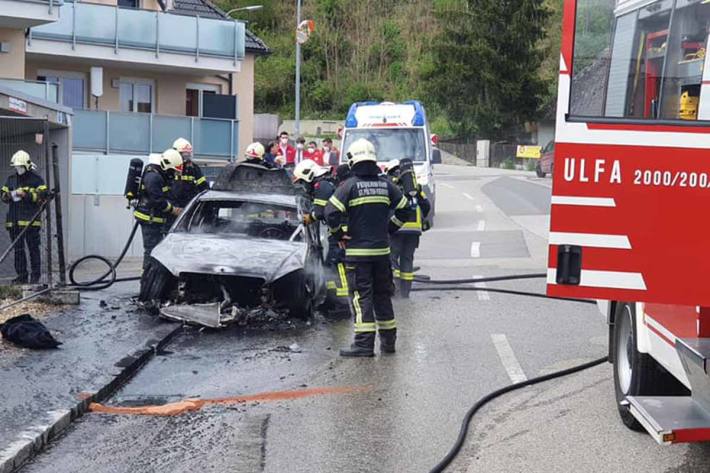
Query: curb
0,325,183,473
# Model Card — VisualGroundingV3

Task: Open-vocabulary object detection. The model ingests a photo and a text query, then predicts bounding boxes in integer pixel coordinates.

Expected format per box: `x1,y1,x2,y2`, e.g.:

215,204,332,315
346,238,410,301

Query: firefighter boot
379,329,397,354
400,280,412,299
340,333,375,358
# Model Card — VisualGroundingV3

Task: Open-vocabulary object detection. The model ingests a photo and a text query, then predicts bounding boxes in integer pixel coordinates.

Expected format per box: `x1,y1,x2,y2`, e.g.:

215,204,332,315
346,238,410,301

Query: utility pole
295,0,302,139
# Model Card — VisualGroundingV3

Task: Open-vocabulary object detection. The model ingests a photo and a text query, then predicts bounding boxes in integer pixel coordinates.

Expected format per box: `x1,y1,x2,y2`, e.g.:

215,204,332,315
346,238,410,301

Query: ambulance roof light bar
345,100,427,128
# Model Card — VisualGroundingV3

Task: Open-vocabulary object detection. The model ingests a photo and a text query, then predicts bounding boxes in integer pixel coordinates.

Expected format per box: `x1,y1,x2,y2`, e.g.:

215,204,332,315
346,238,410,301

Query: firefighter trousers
8,226,41,282
140,222,165,271
390,233,420,298
346,258,396,348
324,244,349,313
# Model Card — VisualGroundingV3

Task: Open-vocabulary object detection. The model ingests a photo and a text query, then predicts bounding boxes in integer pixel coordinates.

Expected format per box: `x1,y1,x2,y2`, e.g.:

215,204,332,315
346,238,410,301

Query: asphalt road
20,165,710,472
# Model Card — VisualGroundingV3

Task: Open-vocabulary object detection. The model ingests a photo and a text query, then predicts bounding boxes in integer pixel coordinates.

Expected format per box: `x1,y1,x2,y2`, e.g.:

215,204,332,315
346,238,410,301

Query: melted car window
178,201,301,241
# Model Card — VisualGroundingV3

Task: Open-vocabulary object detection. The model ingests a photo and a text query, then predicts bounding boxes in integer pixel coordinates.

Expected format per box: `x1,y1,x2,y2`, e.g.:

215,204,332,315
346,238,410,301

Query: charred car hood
151,233,306,282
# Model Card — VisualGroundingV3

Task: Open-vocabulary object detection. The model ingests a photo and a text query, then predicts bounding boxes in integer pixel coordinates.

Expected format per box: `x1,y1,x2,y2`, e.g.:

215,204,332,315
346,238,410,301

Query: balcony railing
0,78,59,103
73,110,239,160
29,1,245,63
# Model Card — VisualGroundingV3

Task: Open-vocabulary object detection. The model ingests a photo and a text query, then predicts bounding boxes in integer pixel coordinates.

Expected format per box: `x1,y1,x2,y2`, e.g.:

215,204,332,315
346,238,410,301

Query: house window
118,0,139,8
119,79,154,113
186,83,221,117
37,72,86,109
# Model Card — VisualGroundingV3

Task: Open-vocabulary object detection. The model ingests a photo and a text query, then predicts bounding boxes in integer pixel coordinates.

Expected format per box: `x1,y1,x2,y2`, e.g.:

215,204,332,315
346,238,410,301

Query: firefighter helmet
293,159,329,183
383,159,400,176
245,142,265,160
172,137,193,156
160,148,184,173
10,150,33,169
347,139,377,165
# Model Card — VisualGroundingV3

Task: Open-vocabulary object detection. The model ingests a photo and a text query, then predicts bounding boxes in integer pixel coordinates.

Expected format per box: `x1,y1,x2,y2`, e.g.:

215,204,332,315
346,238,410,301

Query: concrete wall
0,27,25,79
537,121,555,148
233,54,254,155
279,119,342,138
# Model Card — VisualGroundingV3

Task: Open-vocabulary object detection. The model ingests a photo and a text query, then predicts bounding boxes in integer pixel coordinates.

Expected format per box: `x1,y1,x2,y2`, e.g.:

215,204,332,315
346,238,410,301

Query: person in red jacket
276,131,297,165
304,141,323,165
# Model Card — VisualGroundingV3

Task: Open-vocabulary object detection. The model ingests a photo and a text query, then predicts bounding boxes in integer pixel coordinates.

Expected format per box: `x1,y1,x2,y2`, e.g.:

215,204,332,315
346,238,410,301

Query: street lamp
225,5,263,16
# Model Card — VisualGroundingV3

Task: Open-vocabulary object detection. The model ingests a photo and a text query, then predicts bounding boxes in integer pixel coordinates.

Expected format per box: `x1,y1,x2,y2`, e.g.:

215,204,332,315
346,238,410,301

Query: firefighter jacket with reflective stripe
1,170,47,228
170,161,208,207
391,186,431,235
311,178,336,222
325,164,408,261
134,165,173,225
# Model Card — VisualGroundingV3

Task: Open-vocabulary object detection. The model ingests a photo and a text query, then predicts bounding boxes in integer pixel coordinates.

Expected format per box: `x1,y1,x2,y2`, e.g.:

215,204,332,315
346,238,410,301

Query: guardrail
0,78,59,103
73,110,239,160
29,1,245,64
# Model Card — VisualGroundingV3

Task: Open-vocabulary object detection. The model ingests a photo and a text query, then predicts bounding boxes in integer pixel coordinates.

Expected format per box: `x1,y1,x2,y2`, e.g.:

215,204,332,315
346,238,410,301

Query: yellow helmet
245,142,266,160
10,150,32,169
160,148,184,173
172,137,193,156
347,139,377,165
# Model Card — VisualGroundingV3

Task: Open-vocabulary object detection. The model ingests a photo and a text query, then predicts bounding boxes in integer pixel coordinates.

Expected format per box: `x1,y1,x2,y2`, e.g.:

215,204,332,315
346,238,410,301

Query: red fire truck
548,0,710,443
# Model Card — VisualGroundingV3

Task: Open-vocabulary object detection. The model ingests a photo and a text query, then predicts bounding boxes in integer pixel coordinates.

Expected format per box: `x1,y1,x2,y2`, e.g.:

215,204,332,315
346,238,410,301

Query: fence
438,138,478,164
0,117,66,287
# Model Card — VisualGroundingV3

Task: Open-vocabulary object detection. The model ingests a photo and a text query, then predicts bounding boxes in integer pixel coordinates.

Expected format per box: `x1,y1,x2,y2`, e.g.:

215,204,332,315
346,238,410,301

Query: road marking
440,182,455,189
470,242,481,258
475,204,483,212
549,232,631,249
476,220,486,232
463,193,474,201
491,334,527,384
473,274,489,300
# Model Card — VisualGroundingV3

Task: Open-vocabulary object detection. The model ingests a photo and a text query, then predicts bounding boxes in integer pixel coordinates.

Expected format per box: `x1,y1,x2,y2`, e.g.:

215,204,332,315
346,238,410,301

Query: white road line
463,193,474,201
470,242,481,258
473,274,489,301
475,204,483,212
549,232,631,249
440,182,455,189
476,220,486,232
491,334,527,384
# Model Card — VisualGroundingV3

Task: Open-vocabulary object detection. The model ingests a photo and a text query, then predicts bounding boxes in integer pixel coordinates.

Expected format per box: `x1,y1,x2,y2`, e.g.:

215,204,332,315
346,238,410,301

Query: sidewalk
0,281,180,473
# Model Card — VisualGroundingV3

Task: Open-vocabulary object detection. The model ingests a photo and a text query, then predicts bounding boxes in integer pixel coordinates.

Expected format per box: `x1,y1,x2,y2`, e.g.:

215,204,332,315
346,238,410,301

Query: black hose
67,222,141,291
428,356,609,473
414,273,546,285
412,286,596,305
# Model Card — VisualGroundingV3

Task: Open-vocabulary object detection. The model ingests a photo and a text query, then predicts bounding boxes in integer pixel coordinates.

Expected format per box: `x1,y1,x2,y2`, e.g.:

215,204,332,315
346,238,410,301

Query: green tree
427,0,549,140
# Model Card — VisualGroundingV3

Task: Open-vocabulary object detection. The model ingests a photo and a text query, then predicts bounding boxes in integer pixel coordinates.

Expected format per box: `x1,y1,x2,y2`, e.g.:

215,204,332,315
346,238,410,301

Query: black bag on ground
0,314,62,349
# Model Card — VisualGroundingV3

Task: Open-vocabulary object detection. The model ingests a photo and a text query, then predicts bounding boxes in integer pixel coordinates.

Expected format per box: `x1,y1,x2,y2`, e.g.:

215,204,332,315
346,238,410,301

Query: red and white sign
8,97,27,115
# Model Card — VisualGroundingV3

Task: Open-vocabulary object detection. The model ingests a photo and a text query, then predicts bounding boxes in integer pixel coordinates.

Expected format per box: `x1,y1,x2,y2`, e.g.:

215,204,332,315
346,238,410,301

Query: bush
501,158,515,170
525,159,537,171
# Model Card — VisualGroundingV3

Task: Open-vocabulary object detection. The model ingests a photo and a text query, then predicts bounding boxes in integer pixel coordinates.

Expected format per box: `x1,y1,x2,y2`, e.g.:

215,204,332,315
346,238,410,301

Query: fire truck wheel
612,302,660,432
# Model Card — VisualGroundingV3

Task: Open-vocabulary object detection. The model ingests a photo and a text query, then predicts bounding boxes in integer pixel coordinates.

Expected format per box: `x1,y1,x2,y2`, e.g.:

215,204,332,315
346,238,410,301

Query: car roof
199,190,296,208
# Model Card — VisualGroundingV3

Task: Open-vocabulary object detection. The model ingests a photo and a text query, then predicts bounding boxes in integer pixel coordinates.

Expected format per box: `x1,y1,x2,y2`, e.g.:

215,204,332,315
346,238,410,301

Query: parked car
536,141,555,178
139,163,327,327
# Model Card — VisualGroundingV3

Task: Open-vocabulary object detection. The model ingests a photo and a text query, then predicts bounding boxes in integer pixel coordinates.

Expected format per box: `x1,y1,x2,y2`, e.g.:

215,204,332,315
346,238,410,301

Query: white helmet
293,159,329,183
172,137,193,157
10,150,33,169
347,139,377,165
159,148,184,173
245,142,266,160
383,159,400,175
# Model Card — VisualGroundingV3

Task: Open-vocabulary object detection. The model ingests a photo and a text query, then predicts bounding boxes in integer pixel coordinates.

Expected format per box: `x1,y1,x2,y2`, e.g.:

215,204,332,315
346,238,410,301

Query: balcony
0,0,61,28
73,109,239,160
27,1,246,74
0,78,58,103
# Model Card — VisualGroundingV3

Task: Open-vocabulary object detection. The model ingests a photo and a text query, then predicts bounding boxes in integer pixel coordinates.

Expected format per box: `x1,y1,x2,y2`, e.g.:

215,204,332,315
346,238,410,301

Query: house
0,0,268,260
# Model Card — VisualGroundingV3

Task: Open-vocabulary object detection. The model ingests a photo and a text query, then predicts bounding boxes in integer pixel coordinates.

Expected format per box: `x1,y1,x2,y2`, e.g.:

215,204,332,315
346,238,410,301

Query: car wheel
139,258,176,314
611,303,685,431
288,279,314,320
535,164,546,178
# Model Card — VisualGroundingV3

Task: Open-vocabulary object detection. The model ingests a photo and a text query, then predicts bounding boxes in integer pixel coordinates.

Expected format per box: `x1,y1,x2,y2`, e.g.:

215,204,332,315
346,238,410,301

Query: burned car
139,164,327,327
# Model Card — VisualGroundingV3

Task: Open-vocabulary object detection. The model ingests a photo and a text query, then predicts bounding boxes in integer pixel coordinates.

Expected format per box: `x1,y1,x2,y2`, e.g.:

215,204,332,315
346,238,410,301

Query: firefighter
1,150,48,284
135,149,183,270
171,138,208,208
293,159,349,314
325,139,410,357
384,159,431,298
243,142,273,168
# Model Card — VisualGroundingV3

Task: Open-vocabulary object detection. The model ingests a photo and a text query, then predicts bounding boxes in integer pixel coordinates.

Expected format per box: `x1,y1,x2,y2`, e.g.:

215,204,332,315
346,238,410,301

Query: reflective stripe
391,216,404,227
395,196,408,210
134,211,166,224
329,195,346,212
402,206,423,231
400,272,415,281
6,220,41,228
195,176,207,185
162,186,170,192
177,175,195,182
376,319,397,331
353,290,376,333
326,281,337,289
337,263,349,296
1,186,8,193
354,323,377,333
346,247,390,257
349,196,390,207
313,198,328,207
393,269,401,278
